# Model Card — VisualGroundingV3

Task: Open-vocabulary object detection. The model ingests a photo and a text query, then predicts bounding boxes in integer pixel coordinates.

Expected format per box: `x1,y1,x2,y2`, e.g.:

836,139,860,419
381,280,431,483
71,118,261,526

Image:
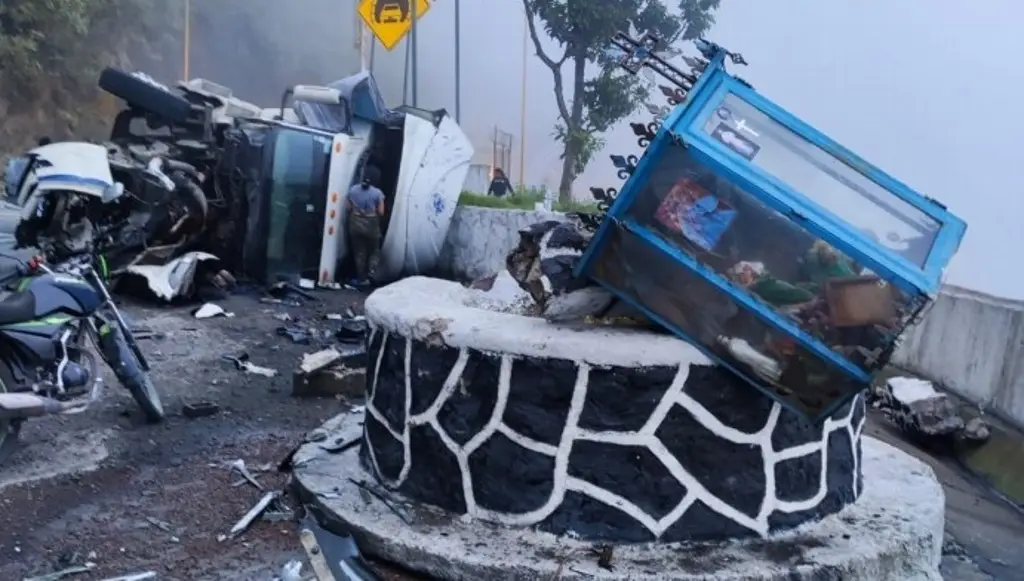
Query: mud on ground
0,289,421,580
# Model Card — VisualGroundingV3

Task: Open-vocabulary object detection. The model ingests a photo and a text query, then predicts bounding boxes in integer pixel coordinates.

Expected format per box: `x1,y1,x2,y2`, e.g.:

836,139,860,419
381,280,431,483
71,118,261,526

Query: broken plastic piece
194,302,234,319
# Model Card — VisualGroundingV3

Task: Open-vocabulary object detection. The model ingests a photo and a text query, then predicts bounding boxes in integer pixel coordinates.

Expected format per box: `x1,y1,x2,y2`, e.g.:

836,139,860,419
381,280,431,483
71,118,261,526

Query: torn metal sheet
123,251,219,301
298,509,382,581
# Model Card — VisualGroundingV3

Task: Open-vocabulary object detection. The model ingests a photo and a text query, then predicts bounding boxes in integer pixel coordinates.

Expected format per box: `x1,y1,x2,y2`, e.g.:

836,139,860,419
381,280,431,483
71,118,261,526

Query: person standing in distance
487,168,513,198
346,173,386,287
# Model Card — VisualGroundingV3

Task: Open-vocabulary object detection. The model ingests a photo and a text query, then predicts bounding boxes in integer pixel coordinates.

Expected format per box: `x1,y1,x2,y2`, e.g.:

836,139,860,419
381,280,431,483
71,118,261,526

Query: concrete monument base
293,411,944,580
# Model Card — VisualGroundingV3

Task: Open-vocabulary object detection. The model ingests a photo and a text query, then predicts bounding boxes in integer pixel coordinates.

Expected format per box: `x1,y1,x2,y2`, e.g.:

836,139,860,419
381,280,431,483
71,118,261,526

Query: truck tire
98,67,193,125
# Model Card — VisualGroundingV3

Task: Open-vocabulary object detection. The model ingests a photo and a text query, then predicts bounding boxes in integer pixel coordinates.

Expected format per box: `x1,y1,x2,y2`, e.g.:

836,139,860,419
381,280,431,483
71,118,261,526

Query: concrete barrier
893,285,1024,429
438,205,566,280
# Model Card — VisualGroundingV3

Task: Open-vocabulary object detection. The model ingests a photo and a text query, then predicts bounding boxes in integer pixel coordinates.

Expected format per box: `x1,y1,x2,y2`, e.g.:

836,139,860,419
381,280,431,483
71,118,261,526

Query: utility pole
454,0,461,122
369,34,376,73
518,10,528,188
410,0,419,107
182,0,191,80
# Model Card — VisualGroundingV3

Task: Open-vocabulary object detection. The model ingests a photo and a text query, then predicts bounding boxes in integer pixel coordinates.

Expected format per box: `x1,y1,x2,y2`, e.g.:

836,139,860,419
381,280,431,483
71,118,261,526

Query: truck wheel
98,68,193,125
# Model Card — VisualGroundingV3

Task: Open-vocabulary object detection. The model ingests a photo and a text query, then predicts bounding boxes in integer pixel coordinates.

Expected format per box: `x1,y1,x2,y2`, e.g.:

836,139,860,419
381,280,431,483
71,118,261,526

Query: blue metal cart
576,33,967,421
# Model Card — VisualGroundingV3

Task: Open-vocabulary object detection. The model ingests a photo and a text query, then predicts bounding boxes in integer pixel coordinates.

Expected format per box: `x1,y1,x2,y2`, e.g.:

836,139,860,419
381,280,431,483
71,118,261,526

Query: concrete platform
293,411,945,581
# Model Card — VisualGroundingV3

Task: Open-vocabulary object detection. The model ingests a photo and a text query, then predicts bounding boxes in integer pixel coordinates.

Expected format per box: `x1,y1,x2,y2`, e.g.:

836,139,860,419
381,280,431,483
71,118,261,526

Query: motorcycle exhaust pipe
0,393,68,419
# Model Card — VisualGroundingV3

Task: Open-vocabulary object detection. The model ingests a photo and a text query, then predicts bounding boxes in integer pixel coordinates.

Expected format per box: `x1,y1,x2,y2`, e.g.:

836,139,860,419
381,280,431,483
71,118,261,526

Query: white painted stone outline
363,328,866,539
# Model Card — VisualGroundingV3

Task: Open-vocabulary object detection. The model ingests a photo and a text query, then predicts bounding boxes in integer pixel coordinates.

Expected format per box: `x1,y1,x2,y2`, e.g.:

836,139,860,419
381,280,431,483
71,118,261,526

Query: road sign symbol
358,0,431,51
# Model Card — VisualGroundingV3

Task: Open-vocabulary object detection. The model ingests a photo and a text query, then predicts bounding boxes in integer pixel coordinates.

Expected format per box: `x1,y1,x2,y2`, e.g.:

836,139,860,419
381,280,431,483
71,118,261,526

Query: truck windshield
265,128,332,280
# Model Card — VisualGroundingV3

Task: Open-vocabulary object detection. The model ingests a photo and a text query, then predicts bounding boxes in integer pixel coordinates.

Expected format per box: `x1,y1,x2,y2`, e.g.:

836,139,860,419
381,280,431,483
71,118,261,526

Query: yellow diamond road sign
359,0,431,52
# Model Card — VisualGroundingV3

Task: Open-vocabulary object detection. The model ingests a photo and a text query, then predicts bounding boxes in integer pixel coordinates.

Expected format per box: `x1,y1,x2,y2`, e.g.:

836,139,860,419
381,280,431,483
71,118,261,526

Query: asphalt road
0,290,1018,580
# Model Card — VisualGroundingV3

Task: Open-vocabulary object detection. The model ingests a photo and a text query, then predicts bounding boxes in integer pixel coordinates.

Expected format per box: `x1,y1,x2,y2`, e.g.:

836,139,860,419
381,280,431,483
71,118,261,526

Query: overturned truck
3,68,473,298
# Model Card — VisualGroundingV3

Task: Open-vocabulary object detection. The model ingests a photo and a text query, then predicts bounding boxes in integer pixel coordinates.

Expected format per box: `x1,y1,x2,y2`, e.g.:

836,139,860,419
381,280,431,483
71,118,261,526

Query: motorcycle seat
0,291,36,325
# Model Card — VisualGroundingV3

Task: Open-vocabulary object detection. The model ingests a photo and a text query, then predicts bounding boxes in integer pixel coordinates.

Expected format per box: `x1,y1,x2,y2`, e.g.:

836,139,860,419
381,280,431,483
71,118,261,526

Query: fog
185,0,1021,299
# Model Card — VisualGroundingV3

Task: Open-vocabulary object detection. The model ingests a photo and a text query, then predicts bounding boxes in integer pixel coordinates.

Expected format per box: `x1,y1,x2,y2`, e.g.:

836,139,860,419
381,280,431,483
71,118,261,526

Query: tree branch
521,0,572,125
521,0,568,69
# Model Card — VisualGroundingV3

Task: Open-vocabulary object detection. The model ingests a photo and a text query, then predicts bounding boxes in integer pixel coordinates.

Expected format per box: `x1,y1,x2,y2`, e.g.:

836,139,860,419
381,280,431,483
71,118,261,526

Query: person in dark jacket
487,168,513,197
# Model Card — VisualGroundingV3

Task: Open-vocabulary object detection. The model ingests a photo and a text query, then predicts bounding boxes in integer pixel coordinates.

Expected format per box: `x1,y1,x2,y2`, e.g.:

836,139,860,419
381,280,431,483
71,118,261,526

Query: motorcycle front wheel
96,325,164,423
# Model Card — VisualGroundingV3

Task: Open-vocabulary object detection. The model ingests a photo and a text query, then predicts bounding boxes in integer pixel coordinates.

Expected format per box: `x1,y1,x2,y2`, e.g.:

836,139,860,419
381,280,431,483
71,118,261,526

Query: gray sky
363,0,1020,299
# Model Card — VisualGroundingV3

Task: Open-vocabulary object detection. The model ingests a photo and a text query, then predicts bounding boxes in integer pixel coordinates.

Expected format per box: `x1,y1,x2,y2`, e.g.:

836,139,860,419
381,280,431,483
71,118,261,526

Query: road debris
181,401,220,418
223,352,278,377
194,302,234,319
293,346,366,398
280,560,304,581
144,516,173,533
348,478,412,525
261,297,303,307
277,325,312,345
297,508,381,580
23,563,96,581
222,490,281,541
878,376,991,452
228,459,264,490
592,544,615,570
93,573,156,581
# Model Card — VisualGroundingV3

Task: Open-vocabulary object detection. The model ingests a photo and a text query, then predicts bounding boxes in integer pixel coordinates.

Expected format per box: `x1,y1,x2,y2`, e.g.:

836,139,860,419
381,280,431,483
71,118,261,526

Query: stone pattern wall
893,285,1024,429
359,327,866,542
437,206,567,280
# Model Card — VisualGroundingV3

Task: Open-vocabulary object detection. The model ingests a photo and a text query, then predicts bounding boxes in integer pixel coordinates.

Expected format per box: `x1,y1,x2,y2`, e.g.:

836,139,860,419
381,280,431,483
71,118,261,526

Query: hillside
0,0,362,157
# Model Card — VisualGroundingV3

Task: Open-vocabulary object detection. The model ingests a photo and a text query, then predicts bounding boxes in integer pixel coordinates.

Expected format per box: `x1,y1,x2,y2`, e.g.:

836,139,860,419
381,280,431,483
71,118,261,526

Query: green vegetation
522,0,721,203
0,0,360,155
458,190,600,213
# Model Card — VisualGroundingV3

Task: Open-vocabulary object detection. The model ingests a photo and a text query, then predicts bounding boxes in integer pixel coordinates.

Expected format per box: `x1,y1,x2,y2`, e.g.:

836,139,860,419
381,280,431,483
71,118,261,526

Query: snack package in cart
654,178,737,251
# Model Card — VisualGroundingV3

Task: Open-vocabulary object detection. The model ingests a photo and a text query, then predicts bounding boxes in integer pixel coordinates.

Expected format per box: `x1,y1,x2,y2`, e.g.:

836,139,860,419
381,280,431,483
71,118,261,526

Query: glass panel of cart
624,140,924,375
697,93,940,268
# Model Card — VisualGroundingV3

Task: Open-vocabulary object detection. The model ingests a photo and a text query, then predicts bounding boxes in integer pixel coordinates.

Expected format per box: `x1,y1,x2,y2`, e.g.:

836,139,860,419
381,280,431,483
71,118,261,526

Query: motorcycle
0,251,164,466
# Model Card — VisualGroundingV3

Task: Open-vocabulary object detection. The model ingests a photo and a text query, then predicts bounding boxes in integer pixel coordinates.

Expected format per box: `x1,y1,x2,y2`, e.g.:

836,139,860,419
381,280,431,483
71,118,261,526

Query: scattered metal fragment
269,281,319,303
320,435,361,454
277,326,311,344
225,490,280,540
144,516,173,533
347,478,412,525
182,401,220,418
228,459,263,490
23,563,95,581
93,573,156,581
273,312,294,322
260,297,302,307
298,508,382,580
